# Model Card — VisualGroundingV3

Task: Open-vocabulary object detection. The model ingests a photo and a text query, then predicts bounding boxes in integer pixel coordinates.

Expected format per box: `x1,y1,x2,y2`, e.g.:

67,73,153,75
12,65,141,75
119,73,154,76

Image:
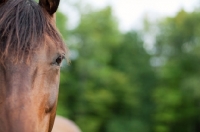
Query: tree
57,7,140,132
153,10,200,132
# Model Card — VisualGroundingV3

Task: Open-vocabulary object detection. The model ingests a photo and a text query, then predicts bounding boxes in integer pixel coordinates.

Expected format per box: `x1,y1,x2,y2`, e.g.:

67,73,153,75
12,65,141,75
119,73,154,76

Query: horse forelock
0,0,66,64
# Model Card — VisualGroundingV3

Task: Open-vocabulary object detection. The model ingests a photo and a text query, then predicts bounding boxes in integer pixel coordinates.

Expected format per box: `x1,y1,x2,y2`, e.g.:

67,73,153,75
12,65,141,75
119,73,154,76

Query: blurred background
55,0,200,132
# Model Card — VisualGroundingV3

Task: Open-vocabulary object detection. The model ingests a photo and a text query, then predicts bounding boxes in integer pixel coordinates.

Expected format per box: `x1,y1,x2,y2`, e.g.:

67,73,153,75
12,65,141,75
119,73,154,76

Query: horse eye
55,56,64,66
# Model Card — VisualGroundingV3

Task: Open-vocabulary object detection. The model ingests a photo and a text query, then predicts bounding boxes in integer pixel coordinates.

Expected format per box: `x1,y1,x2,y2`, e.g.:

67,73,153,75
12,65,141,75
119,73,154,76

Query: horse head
0,0,66,131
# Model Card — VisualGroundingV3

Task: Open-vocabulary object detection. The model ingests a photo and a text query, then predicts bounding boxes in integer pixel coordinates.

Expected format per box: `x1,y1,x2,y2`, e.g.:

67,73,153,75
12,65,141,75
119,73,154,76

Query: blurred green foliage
153,10,200,132
55,3,200,132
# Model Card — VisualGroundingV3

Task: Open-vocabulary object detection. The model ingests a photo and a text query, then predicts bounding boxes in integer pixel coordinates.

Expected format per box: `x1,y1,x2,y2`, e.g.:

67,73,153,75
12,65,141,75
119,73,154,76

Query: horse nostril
45,106,53,114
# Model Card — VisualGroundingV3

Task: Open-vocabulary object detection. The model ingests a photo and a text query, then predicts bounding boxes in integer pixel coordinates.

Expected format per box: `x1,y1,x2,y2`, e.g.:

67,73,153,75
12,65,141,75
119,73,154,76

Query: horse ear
39,0,60,15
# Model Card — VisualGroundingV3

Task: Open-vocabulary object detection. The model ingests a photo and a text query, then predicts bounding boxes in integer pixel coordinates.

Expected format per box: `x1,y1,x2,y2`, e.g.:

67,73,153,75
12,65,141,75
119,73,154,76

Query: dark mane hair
0,0,66,63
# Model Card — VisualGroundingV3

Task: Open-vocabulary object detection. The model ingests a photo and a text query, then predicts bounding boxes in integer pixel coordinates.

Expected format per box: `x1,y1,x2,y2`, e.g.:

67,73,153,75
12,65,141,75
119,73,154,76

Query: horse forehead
45,35,66,54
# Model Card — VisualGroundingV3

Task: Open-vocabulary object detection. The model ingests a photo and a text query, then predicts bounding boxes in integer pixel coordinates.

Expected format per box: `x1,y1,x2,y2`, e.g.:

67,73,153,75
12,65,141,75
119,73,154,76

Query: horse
0,0,67,131
52,116,81,132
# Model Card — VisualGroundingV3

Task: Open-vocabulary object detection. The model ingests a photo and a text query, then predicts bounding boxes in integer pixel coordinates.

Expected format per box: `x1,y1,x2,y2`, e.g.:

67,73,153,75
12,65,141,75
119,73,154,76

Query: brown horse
52,116,81,132
0,0,67,132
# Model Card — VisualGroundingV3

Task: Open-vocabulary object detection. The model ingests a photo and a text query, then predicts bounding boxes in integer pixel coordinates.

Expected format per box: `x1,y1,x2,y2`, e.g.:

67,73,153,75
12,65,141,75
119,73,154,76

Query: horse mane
0,0,66,63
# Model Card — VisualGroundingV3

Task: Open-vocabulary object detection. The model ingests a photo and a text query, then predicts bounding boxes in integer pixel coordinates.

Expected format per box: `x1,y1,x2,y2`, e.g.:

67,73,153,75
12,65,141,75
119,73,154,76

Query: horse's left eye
55,56,64,66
